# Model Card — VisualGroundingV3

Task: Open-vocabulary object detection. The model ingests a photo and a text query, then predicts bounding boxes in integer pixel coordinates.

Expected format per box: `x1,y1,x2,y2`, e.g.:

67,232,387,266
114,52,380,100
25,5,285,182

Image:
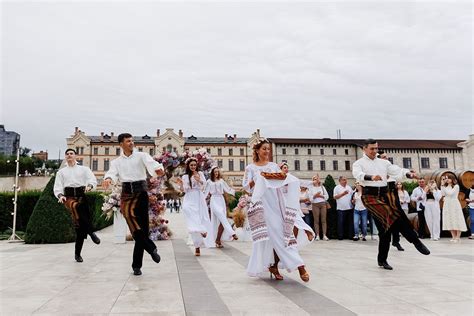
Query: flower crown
278,161,288,169
252,137,269,149
185,157,198,165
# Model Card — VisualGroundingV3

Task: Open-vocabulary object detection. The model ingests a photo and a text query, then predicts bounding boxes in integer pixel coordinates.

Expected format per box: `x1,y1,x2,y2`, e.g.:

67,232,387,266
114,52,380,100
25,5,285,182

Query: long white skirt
442,198,467,231
247,189,304,277
294,215,314,248
210,194,235,242
182,190,213,248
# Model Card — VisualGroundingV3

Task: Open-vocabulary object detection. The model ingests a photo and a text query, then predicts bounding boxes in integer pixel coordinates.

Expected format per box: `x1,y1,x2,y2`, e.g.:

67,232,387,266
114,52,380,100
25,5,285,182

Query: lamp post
8,145,23,242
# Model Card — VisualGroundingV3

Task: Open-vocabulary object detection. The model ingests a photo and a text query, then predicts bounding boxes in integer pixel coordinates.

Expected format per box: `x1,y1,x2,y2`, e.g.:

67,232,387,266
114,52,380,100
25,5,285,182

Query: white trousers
424,200,441,239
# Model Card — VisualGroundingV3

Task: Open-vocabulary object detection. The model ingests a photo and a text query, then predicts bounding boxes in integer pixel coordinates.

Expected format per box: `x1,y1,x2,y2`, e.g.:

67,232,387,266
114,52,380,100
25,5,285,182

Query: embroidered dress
204,179,236,242
243,162,304,277
181,172,213,248
441,185,467,231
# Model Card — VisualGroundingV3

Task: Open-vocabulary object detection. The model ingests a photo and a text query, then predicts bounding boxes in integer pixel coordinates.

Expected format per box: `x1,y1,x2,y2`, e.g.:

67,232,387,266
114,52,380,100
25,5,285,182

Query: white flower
192,150,198,155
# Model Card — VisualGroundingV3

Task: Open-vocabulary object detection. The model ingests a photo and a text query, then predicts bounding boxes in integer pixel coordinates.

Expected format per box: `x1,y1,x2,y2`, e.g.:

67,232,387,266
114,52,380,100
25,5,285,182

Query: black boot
414,240,430,255
392,243,405,251
150,249,161,263
133,268,142,276
90,232,101,244
75,254,83,262
378,261,393,270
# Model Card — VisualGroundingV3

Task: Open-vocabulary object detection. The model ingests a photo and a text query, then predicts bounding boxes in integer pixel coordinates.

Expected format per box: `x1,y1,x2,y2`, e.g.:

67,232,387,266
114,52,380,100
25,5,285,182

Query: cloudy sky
1,1,472,157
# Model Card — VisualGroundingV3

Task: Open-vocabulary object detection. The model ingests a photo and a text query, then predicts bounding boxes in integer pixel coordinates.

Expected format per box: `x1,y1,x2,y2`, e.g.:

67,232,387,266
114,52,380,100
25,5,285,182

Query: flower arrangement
232,194,251,228
101,185,121,219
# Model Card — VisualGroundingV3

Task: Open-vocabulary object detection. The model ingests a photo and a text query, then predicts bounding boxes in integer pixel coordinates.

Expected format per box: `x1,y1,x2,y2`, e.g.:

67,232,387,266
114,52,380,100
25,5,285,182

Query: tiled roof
268,138,463,150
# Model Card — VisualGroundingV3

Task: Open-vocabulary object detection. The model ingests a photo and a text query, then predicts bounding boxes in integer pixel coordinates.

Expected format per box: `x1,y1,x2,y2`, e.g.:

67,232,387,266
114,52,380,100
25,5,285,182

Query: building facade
66,127,473,186
0,125,20,156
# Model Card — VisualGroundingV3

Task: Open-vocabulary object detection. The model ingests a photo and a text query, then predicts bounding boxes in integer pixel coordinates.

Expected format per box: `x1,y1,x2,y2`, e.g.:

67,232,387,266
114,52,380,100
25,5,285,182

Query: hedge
0,190,41,232
23,176,112,243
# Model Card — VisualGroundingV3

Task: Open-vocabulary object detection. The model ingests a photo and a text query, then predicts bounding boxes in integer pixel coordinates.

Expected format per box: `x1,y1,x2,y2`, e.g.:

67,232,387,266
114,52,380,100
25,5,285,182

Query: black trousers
373,210,420,263
64,196,94,256
417,210,427,238
337,209,354,240
121,191,157,269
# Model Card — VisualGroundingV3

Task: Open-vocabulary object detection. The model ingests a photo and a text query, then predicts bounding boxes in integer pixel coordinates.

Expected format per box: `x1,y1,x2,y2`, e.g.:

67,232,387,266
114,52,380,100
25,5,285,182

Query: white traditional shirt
411,187,427,212
242,162,280,193
352,154,410,187
203,179,235,196
469,189,474,209
53,162,97,198
308,184,329,203
181,171,206,192
104,150,163,183
333,184,353,210
398,190,411,211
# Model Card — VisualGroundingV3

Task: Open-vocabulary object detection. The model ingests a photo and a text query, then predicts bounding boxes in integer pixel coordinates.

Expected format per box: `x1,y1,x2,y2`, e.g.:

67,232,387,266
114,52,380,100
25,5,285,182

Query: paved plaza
1,211,473,315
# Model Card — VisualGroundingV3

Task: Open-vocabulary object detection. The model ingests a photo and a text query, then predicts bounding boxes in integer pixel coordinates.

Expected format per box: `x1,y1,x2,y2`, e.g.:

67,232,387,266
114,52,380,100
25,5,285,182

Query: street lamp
8,144,23,242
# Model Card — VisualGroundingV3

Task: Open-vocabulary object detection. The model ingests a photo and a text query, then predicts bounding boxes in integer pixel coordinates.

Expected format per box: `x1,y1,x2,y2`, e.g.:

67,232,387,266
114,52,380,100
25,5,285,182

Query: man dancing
103,133,164,276
54,148,100,263
353,139,430,270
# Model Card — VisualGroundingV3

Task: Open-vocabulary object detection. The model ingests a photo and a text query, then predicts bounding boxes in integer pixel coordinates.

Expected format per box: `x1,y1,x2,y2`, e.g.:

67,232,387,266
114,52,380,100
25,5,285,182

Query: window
93,148,98,155
333,160,338,171
295,148,299,155
218,148,222,156
105,147,109,155
333,149,337,155
207,148,211,154
345,161,350,171
229,160,234,171
138,147,143,152
240,159,245,171
308,148,311,155
421,157,430,169
149,148,154,156
403,158,412,169
320,160,326,171
307,160,313,171
104,159,110,171
76,147,80,154
240,148,244,156
77,159,83,166
92,159,98,171
282,148,286,155
388,157,394,164
320,148,324,155
229,148,233,156
116,148,120,156
439,157,448,169
294,160,300,171
217,159,223,168
345,149,349,155
166,144,172,153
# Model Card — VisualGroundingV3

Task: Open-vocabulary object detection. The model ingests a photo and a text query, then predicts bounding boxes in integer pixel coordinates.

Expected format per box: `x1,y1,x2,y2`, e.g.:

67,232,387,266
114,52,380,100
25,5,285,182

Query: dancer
279,162,315,245
243,139,309,282
352,139,430,270
203,166,238,248
54,148,100,263
103,133,164,276
177,157,213,255
441,174,467,242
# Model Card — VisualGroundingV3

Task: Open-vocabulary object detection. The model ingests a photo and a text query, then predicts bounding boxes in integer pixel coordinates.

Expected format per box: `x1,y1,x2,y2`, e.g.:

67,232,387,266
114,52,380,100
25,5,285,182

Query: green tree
25,176,76,243
323,174,338,239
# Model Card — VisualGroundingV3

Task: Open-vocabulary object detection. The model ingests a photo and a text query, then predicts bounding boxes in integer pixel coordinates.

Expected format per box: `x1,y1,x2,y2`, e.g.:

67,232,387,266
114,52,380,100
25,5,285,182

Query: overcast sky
1,1,472,158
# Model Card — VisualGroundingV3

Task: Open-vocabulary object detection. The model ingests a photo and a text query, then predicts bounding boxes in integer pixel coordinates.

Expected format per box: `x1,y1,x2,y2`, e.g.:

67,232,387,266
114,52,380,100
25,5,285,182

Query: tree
323,174,338,239
20,147,32,157
25,176,76,243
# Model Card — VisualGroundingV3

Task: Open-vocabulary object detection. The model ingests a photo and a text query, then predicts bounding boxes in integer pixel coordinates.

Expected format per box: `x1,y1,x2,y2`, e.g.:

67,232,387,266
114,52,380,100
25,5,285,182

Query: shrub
0,190,41,232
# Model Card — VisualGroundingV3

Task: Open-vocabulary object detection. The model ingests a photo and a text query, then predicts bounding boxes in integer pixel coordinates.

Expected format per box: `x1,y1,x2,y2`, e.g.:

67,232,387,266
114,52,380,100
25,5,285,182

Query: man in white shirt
352,139,430,270
103,133,165,276
410,179,428,239
54,148,100,263
333,176,354,240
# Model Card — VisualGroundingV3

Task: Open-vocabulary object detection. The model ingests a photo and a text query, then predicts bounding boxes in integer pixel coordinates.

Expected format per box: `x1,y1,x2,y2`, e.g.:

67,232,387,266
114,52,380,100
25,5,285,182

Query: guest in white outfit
410,179,429,239
396,182,411,216
204,166,238,248
177,157,213,256
299,186,312,227
441,174,467,242
352,182,368,241
279,162,315,246
308,175,330,241
243,139,309,282
424,180,442,241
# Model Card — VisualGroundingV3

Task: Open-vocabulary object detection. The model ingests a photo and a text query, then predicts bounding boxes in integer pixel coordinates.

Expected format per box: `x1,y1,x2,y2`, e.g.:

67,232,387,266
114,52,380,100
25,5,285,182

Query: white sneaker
323,236,329,241
315,235,320,241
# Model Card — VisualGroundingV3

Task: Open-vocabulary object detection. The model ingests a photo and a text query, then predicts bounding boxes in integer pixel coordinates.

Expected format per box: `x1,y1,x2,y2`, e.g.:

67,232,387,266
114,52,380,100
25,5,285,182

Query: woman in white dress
177,158,213,256
279,162,315,245
424,180,442,241
204,166,238,248
441,174,467,242
243,139,309,282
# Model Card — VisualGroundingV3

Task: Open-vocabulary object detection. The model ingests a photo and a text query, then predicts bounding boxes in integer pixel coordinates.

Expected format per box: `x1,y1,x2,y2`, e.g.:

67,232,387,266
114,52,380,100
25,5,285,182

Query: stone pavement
1,211,473,315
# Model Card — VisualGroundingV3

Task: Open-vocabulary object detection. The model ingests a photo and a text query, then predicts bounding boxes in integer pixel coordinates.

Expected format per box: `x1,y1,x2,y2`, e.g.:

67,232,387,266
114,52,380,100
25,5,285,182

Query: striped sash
362,194,401,232
120,193,143,234
64,197,83,228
